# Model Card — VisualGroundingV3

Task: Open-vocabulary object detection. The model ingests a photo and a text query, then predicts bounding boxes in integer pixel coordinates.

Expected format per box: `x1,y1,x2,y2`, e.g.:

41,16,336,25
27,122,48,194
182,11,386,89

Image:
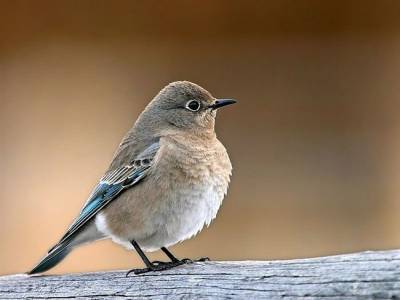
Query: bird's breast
97,136,232,251
142,136,232,248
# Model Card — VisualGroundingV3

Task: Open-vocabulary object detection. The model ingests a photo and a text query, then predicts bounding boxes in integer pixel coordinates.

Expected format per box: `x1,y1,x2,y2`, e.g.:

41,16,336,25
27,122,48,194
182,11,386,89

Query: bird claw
197,257,210,262
126,268,145,277
180,257,210,263
151,260,167,266
126,257,210,276
126,260,184,276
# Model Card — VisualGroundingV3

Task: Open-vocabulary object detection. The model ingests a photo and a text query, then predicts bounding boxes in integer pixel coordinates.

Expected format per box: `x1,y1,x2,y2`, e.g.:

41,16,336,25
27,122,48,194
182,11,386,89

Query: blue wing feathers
57,164,149,245
28,141,159,274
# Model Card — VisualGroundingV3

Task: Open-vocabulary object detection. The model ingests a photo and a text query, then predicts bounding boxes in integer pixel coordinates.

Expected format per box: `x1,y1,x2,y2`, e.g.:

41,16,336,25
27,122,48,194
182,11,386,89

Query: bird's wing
55,141,160,247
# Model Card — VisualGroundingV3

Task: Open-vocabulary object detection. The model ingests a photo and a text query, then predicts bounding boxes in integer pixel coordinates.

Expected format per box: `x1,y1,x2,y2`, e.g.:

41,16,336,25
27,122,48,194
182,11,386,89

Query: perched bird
28,81,235,275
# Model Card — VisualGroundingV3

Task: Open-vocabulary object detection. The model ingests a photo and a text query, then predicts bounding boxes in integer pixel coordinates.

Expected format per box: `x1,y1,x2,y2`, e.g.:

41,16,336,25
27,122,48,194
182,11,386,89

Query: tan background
2,0,400,275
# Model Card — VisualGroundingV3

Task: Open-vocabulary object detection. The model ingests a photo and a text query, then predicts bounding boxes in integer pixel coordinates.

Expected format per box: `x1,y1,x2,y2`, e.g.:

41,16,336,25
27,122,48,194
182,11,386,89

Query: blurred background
2,0,400,275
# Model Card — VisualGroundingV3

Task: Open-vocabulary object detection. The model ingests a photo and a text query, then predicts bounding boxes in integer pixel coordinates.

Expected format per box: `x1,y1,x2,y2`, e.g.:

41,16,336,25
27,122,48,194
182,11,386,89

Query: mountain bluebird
28,81,235,275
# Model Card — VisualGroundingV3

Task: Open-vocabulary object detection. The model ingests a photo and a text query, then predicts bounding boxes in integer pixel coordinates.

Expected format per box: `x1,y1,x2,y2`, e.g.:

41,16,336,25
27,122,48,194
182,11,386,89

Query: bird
28,81,236,275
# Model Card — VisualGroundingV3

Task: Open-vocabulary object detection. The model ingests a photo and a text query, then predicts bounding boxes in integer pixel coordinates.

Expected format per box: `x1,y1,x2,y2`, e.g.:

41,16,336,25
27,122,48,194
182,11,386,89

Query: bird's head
137,81,236,138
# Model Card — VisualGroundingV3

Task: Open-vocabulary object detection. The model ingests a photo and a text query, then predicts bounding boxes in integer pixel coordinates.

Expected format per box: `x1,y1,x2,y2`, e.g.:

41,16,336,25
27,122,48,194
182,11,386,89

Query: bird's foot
125,257,210,276
195,257,210,262
180,257,210,263
126,259,188,276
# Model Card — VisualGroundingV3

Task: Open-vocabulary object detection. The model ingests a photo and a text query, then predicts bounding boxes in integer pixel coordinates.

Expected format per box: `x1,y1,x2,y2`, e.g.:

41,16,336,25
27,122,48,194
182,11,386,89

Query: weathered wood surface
1,250,400,299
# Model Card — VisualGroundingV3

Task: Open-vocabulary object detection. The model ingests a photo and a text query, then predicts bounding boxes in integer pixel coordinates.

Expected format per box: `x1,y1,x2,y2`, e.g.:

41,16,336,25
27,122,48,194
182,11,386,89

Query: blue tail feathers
28,243,72,275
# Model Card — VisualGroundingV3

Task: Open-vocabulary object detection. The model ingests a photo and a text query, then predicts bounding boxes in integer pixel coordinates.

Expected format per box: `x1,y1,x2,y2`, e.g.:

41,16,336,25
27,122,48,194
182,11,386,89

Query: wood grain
1,250,400,299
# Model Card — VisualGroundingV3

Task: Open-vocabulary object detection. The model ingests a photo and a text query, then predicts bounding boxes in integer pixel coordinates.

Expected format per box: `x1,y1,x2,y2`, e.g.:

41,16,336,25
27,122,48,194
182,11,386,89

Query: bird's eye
185,100,201,112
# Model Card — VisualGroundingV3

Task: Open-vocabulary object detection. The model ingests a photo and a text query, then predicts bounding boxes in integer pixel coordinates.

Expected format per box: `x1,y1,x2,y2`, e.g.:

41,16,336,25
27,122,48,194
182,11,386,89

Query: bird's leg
161,247,210,264
160,247,179,262
126,241,211,276
144,247,188,270
126,241,188,276
144,247,190,267
126,240,154,276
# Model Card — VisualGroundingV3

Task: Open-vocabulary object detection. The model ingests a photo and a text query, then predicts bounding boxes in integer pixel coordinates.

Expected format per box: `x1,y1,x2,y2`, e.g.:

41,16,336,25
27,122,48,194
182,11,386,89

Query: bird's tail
27,242,72,275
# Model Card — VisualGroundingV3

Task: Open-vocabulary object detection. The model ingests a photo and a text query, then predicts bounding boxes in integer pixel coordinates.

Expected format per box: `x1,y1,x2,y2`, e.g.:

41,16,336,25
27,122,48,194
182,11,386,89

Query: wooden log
1,250,400,299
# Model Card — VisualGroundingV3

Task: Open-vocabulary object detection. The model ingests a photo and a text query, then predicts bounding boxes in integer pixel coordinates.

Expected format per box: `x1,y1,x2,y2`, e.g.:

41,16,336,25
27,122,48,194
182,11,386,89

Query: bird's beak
209,99,237,110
